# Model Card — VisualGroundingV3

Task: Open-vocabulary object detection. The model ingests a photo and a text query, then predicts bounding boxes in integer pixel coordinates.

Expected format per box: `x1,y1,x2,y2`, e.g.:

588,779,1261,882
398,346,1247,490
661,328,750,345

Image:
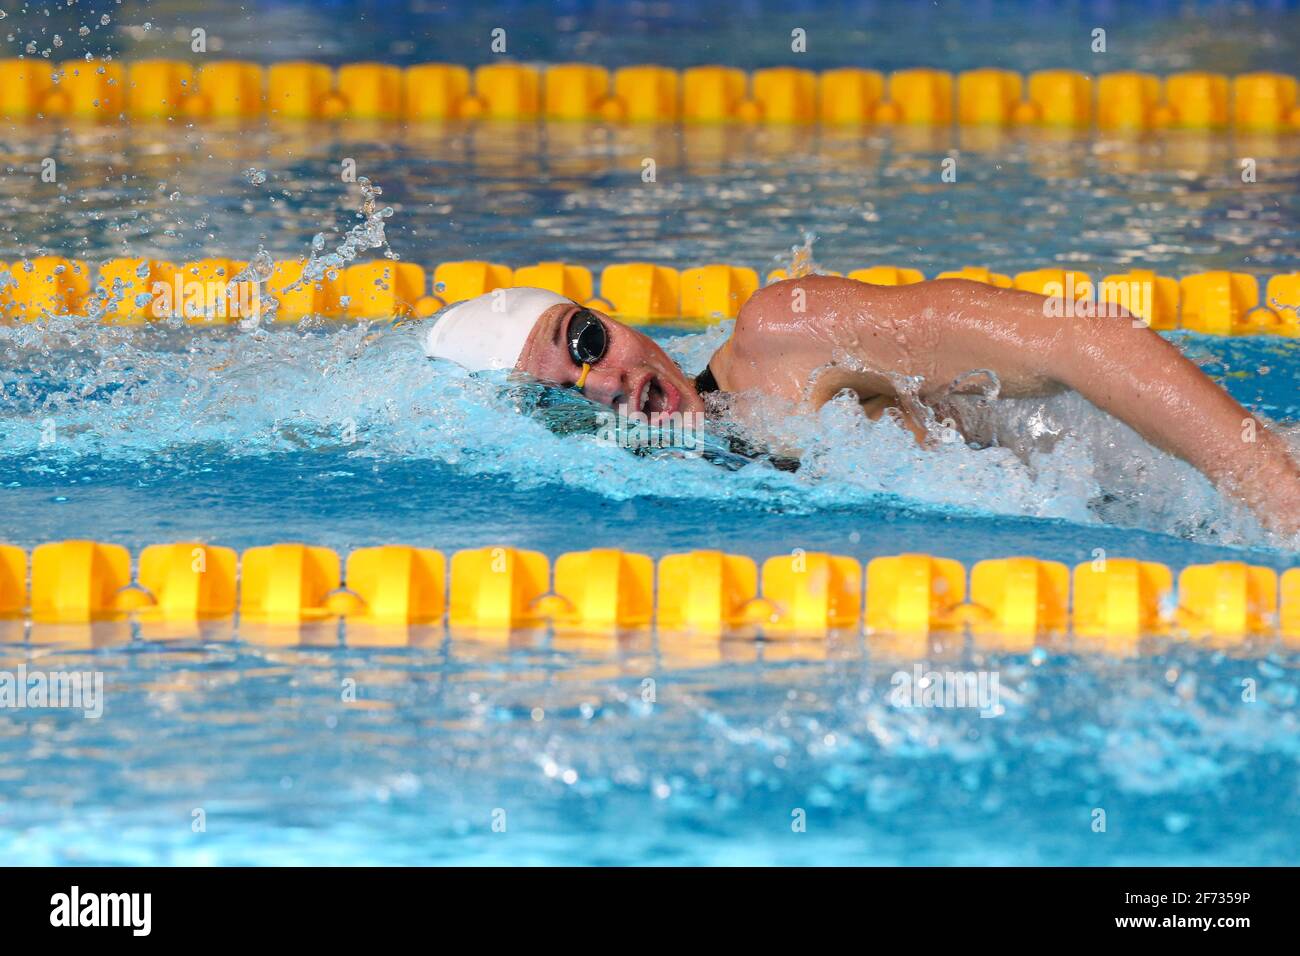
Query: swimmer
423,278,1300,535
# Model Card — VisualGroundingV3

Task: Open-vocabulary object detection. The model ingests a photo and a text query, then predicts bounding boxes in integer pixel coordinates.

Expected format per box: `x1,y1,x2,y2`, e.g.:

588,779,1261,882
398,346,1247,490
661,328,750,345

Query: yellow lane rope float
1,60,1297,130
0,541,1296,646
1,258,1297,336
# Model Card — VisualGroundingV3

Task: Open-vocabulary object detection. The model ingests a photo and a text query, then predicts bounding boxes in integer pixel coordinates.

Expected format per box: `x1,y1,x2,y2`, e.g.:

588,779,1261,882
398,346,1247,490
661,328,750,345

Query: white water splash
227,177,395,329
1,316,1296,552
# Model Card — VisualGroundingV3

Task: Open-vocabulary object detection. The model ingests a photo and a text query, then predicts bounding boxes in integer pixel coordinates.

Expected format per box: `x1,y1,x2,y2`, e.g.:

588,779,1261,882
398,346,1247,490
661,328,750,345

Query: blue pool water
1,0,1299,865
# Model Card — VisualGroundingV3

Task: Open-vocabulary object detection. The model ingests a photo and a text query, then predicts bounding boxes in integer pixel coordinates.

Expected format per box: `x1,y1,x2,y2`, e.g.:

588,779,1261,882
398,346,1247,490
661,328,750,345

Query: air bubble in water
244,168,267,185
79,26,89,37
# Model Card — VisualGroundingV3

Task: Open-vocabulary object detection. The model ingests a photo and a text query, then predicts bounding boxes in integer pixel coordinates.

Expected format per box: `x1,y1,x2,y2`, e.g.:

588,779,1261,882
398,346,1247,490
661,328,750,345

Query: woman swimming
423,277,1300,535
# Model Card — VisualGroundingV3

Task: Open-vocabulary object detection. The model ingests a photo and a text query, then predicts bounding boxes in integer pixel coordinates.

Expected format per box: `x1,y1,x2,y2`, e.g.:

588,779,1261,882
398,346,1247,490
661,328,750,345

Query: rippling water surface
1,0,1298,865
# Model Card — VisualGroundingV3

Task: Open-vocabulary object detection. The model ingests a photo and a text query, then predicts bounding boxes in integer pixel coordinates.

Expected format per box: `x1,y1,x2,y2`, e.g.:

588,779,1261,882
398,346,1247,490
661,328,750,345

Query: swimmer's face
517,304,706,417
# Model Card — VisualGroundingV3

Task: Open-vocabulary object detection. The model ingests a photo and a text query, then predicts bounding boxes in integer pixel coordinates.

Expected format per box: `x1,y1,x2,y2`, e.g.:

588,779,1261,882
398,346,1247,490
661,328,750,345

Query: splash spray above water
784,231,822,279
228,177,396,329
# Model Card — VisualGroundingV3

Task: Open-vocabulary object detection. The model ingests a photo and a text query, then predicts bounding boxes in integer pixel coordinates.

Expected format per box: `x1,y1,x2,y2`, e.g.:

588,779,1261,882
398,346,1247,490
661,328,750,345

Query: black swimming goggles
566,308,608,390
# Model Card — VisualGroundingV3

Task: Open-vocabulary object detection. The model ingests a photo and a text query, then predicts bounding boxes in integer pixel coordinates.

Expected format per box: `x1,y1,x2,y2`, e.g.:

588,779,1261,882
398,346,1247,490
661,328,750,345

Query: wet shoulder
735,274,890,342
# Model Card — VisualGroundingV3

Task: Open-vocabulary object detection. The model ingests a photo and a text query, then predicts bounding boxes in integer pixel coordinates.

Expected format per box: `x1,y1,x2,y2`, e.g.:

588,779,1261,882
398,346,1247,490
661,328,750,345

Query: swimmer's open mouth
633,372,679,416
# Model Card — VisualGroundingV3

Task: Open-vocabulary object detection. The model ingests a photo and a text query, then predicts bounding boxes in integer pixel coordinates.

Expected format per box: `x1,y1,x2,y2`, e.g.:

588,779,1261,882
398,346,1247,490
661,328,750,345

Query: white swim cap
423,287,572,372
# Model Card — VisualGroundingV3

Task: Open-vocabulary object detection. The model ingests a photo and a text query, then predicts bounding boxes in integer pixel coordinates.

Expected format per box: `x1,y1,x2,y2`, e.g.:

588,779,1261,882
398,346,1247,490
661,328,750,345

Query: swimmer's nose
578,367,627,408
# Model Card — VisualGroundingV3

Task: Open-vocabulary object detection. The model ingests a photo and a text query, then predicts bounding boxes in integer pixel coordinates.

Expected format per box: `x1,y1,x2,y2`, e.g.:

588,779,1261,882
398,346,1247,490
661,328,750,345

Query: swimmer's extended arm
725,275,1298,532
899,279,1300,534
1050,302,1300,535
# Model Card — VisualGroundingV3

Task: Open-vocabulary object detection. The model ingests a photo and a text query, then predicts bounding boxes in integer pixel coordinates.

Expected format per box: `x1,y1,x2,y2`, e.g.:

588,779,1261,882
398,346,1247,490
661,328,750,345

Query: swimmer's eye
566,309,608,368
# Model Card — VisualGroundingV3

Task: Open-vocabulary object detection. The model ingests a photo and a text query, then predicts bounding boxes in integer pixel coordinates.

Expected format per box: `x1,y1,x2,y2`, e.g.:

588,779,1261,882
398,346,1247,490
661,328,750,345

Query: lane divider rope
2,257,1298,336
1,59,1297,131
0,541,1296,642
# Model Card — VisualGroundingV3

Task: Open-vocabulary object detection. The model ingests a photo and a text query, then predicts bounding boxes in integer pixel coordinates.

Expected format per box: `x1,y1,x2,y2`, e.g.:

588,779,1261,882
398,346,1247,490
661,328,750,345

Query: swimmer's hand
862,395,932,445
